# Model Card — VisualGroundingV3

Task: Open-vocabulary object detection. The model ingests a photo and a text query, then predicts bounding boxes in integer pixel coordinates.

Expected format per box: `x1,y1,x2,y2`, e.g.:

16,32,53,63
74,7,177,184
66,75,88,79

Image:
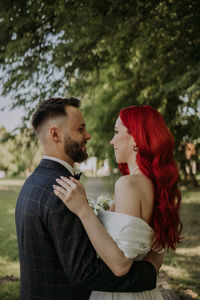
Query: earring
133,145,138,152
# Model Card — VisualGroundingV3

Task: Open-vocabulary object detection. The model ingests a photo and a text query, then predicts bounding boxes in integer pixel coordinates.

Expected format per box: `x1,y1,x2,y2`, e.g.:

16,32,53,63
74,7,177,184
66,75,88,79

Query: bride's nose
110,137,114,146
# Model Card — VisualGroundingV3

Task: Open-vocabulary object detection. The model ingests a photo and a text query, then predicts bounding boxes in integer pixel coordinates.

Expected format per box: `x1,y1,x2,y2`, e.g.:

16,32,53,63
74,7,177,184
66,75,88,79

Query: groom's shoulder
17,162,64,208
22,160,72,198
23,165,54,185
28,159,69,181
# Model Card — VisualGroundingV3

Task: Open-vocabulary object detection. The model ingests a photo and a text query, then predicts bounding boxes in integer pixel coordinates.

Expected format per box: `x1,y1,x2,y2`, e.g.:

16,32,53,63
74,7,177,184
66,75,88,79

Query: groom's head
31,97,91,165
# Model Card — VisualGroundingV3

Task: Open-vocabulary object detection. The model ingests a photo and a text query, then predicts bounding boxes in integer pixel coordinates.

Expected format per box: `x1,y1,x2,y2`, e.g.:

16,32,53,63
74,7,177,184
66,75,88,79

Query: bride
53,105,182,299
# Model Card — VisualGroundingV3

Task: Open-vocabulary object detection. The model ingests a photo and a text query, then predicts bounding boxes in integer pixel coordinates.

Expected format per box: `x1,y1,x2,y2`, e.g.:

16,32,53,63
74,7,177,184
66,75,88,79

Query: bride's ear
130,137,138,152
133,145,138,152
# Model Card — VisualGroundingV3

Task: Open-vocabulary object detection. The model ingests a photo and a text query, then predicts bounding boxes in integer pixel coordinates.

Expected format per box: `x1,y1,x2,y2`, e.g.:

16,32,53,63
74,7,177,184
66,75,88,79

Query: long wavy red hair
118,105,182,250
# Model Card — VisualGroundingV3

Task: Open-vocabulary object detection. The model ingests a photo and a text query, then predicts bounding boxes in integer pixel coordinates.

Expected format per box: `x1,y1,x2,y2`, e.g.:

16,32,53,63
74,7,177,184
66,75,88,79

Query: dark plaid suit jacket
15,159,156,300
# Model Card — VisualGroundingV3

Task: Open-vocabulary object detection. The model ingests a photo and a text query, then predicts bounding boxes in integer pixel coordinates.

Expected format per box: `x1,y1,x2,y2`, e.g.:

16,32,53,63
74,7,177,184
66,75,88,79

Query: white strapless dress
89,210,163,300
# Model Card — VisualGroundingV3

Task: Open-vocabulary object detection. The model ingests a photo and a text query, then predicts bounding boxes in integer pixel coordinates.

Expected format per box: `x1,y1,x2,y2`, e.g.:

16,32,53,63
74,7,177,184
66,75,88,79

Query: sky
0,96,25,131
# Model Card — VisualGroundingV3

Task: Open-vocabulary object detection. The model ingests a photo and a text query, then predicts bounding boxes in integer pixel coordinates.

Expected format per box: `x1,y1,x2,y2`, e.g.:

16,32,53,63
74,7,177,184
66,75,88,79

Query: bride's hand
53,176,89,217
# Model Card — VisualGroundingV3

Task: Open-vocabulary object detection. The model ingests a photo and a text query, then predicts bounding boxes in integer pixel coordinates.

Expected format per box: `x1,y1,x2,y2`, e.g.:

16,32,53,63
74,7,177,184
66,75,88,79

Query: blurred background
0,0,199,299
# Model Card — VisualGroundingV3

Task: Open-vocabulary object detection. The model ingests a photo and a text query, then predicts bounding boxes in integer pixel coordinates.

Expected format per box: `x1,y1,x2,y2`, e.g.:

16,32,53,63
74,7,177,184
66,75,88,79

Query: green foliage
0,127,42,176
0,181,21,299
0,282,20,300
0,0,199,161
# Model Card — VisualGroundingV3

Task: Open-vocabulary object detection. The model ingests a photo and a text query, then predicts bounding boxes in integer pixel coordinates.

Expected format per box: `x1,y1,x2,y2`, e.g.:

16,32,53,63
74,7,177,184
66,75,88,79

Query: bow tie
73,172,82,180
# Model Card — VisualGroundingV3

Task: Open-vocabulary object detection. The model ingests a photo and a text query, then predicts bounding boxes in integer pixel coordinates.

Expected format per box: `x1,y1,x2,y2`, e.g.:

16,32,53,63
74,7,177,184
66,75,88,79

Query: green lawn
0,179,23,300
0,179,199,299
162,187,200,300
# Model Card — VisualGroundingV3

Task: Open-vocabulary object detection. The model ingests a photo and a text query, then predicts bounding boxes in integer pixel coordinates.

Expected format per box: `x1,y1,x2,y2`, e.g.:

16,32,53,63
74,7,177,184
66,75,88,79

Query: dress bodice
89,210,163,300
97,210,154,260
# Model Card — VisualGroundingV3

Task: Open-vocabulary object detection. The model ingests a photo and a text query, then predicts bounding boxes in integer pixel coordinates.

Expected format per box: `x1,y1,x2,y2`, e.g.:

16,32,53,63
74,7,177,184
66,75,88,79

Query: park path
84,177,180,300
84,177,113,199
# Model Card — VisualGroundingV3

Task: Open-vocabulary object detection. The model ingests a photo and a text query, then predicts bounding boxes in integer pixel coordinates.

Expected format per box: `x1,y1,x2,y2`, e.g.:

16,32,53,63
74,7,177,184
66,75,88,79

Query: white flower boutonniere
88,194,114,215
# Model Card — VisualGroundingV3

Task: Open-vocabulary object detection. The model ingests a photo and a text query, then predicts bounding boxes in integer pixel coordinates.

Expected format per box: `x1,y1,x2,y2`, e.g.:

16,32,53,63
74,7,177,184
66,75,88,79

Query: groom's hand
144,250,164,275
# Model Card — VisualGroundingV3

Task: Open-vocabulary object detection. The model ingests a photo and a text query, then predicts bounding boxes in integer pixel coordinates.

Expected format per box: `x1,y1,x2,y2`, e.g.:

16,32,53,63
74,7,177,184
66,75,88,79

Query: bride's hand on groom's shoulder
53,176,90,217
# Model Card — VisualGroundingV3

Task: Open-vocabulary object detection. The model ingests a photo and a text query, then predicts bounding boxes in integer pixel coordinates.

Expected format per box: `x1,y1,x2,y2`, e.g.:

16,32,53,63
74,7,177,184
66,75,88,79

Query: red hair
119,105,182,250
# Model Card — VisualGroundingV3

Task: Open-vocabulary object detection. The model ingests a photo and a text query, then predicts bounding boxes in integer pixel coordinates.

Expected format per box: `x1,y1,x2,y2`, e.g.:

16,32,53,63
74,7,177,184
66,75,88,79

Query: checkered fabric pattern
15,159,156,300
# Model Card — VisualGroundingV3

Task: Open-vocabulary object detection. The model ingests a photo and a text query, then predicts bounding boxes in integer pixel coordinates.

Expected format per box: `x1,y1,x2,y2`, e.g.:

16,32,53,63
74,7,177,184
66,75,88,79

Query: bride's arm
75,202,132,277
53,176,141,277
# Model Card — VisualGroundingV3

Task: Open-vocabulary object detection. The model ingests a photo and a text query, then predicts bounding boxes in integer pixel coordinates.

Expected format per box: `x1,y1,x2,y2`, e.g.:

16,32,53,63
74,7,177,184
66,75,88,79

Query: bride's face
110,117,134,163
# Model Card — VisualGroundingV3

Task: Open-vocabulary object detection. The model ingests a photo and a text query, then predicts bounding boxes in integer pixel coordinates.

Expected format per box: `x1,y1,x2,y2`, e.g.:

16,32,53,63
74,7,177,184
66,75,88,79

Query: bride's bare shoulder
115,173,144,190
115,174,133,187
116,172,153,191
114,175,142,217
114,173,154,221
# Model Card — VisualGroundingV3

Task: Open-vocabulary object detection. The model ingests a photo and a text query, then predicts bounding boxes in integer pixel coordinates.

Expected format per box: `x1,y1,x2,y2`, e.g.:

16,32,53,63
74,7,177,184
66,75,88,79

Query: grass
0,178,199,299
161,187,200,300
0,180,22,300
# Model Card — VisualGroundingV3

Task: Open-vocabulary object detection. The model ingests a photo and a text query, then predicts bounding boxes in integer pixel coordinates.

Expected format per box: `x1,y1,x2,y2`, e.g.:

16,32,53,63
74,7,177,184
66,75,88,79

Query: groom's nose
85,130,91,140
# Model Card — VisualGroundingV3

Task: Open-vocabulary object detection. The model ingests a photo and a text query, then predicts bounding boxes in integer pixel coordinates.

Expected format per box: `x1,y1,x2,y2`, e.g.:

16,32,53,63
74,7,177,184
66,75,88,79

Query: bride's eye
114,130,118,135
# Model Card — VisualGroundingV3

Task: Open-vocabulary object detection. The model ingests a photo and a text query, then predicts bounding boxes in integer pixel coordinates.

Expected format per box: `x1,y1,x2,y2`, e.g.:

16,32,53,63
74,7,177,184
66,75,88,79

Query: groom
15,97,162,300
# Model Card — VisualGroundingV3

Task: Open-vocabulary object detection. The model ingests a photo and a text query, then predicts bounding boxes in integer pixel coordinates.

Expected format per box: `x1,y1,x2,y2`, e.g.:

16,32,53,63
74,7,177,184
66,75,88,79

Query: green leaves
0,0,199,162
0,126,42,176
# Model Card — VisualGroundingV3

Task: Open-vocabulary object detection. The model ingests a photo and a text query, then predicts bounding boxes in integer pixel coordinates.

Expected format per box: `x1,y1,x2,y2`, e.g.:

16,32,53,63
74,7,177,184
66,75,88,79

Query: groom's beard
64,134,88,163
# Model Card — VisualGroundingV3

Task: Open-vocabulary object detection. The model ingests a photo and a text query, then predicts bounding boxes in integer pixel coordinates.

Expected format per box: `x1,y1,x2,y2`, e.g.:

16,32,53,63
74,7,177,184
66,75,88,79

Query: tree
0,0,200,172
0,127,42,176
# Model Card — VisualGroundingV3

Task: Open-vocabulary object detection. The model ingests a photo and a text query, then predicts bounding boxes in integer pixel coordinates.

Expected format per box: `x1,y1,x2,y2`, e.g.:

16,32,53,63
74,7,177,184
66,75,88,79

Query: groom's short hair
31,97,80,133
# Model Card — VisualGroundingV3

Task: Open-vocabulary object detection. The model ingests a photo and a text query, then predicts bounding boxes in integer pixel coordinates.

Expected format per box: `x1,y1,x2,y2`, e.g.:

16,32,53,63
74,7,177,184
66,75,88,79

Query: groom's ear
49,126,61,142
